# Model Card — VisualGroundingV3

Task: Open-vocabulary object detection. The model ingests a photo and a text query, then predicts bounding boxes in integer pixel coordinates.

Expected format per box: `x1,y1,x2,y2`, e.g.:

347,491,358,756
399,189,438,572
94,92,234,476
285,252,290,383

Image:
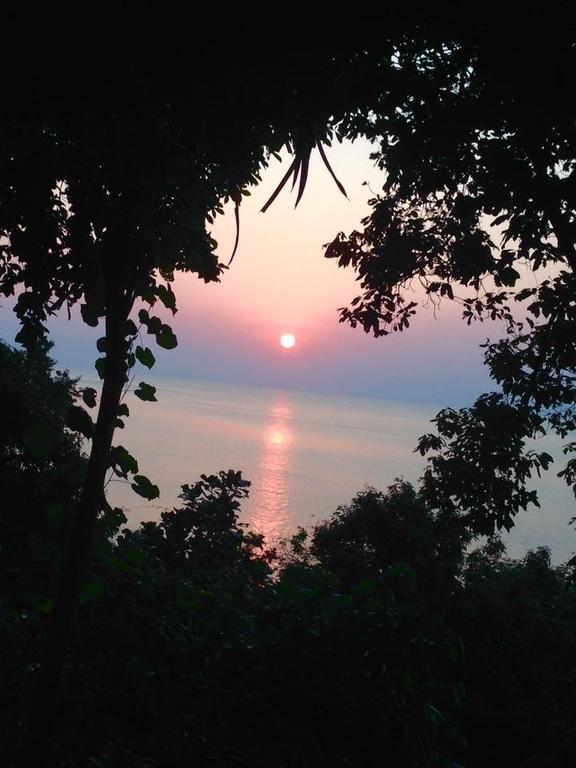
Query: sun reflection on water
249,395,292,543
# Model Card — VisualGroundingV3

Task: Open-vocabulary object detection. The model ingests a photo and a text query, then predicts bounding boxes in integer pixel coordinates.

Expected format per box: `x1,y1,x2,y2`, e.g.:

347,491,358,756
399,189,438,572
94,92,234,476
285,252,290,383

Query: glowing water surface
107,378,576,562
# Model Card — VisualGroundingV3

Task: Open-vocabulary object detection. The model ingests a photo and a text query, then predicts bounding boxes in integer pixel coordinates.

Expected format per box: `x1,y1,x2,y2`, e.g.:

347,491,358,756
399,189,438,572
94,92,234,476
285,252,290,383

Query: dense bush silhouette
0,339,84,602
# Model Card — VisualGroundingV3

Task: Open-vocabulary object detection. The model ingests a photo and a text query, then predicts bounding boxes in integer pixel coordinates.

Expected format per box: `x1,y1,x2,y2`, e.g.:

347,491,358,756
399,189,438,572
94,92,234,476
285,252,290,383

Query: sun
280,333,296,349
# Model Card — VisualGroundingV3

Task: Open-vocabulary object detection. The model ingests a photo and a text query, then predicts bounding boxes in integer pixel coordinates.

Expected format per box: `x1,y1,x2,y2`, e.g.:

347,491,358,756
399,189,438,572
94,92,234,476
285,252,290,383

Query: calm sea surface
107,378,576,563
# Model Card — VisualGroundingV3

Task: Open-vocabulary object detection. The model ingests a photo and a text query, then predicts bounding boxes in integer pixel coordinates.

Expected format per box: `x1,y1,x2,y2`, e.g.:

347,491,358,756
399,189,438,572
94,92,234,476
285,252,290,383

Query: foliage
0,446,466,766
0,32,382,723
416,394,553,534
455,540,576,767
310,480,468,594
325,14,576,530
0,339,84,600
117,469,273,584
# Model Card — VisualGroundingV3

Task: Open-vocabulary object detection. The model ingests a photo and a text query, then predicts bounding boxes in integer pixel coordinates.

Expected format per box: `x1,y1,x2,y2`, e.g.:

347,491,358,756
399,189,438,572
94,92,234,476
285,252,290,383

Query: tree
456,539,576,766
0,19,389,755
310,481,468,594
325,10,576,533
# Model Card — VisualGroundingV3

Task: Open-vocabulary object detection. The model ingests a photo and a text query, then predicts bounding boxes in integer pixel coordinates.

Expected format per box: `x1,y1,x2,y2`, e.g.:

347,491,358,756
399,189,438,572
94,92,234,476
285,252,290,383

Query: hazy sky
0,138,499,406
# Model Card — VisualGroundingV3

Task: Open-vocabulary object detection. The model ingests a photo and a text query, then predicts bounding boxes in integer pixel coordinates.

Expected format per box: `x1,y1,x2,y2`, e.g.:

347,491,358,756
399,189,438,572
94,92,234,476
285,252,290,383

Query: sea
106,378,576,564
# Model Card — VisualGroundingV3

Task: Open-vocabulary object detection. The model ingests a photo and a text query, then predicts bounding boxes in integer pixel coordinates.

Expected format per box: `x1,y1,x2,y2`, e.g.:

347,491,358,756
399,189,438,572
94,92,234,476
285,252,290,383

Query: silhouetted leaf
95,357,106,379
134,382,157,402
80,303,100,327
67,405,94,438
131,474,160,500
125,319,138,336
135,346,156,369
82,387,98,408
156,327,178,350
156,284,177,314
109,445,139,476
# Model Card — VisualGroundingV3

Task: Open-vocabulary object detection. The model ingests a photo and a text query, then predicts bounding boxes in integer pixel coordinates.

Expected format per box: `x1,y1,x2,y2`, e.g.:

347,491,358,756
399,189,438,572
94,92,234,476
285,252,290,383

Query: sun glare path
280,333,296,349
250,395,293,541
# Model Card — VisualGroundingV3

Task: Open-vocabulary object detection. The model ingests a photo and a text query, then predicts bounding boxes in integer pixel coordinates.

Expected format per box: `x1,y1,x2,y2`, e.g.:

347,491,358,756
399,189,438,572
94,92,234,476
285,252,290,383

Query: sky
0,138,499,407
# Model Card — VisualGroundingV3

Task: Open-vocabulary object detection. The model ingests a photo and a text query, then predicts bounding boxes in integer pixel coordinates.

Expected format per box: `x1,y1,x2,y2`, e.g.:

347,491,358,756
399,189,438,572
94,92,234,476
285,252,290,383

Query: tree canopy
323,13,576,531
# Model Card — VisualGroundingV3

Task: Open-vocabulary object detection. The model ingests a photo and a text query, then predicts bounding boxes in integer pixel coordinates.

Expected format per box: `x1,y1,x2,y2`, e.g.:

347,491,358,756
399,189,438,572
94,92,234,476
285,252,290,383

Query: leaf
228,198,241,265
260,155,299,213
109,445,139,475
67,405,94,438
134,382,157,402
156,327,178,350
316,140,348,198
440,282,454,299
538,452,554,470
131,474,160,500
125,319,138,336
15,323,46,349
80,303,100,327
491,213,509,227
515,288,535,302
146,316,163,335
95,357,106,379
96,336,107,353
499,267,520,287
156,284,177,314
295,149,311,208
117,403,130,417
82,387,98,408
135,346,156,369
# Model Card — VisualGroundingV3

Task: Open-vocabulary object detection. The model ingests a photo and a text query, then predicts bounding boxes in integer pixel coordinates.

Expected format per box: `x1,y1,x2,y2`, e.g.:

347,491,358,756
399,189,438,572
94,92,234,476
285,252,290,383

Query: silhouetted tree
325,11,576,533
310,481,468,594
1,24,370,748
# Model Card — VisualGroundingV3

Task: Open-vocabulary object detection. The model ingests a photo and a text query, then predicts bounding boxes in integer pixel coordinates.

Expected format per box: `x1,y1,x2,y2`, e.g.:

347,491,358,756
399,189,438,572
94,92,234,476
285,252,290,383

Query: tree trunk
19,280,132,767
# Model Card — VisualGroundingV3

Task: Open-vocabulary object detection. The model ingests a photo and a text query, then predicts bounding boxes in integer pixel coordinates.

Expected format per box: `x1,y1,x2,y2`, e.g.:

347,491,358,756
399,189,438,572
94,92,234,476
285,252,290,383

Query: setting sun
280,333,296,349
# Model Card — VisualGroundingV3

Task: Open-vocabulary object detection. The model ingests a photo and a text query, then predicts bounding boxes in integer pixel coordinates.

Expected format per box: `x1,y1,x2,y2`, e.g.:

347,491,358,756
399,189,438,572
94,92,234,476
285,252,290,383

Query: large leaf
131,474,160,500
135,346,156,369
134,382,157,402
156,326,178,350
66,405,94,438
109,445,139,476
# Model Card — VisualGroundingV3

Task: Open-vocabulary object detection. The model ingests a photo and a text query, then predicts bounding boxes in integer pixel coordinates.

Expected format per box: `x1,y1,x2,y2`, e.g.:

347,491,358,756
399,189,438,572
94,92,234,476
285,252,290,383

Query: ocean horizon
92,375,576,564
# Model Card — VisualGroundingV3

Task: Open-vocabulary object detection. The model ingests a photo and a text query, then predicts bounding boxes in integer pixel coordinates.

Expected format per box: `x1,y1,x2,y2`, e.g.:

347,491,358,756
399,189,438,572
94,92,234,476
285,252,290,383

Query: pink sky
164,139,493,403
0,139,497,404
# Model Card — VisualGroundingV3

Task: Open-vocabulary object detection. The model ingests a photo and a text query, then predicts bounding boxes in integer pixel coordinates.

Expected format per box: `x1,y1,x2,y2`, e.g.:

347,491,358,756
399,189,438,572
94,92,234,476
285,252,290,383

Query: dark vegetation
2,340,575,766
2,9,576,767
